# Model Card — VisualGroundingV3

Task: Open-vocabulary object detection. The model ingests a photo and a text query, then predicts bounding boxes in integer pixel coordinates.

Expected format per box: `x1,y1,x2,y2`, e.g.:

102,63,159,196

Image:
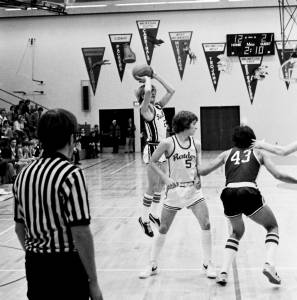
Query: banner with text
169,31,192,80
239,56,262,104
137,20,160,65
82,47,105,95
275,40,297,90
109,34,133,81
202,43,226,91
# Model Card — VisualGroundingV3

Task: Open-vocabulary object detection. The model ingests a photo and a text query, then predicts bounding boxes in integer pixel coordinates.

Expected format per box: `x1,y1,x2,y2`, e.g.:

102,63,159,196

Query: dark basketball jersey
225,148,261,185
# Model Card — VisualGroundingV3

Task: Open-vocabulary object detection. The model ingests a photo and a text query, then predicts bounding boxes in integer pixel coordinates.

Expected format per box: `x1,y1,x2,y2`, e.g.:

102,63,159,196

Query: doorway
99,109,134,148
200,106,240,150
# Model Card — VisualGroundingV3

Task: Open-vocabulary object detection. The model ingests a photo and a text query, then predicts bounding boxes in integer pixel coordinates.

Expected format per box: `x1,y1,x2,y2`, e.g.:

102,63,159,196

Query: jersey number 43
230,150,251,165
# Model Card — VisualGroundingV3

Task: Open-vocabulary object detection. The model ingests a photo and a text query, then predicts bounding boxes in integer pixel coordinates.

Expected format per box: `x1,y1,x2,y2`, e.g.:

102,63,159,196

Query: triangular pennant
109,34,133,82
239,56,263,104
275,40,297,90
202,43,226,91
136,20,160,65
169,31,192,80
82,47,105,95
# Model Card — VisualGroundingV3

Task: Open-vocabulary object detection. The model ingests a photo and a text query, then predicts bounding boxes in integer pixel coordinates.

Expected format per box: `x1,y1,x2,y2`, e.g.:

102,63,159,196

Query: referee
13,109,103,300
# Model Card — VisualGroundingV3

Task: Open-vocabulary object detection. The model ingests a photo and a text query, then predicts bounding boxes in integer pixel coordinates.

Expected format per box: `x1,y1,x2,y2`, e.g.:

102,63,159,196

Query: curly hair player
139,111,216,279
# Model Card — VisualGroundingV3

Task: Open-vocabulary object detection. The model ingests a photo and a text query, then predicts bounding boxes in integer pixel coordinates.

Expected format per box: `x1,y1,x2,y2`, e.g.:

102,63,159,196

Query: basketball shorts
143,143,166,164
164,184,205,211
220,186,265,218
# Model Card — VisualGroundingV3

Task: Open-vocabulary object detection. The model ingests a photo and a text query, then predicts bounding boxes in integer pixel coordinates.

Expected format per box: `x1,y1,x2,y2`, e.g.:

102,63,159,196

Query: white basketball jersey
144,104,167,143
168,135,197,182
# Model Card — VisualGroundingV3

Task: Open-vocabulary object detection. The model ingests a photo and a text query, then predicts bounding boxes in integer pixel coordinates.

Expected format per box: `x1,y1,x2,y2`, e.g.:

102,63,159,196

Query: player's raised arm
197,151,228,176
153,72,175,108
252,139,297,156
139,77,153,114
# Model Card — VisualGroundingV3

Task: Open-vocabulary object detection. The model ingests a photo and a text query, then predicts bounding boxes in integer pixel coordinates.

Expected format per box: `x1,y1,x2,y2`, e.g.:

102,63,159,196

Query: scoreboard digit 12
226,33,275,56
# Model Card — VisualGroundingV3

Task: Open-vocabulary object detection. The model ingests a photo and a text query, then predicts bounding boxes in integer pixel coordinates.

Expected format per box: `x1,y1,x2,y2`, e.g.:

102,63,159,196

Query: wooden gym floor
0,152,297,300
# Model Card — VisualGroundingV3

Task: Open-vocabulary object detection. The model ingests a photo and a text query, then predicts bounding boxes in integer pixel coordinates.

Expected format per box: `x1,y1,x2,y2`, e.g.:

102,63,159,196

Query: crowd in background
0,99,137,183
0,100,43,184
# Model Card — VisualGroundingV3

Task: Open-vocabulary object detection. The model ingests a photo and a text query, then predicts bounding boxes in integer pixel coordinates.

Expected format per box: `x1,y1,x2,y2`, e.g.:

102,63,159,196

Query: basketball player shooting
135,67,175,237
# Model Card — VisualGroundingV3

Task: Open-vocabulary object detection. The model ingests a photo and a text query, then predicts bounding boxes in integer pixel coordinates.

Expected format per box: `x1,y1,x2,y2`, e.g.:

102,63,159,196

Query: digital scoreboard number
226,33,275,56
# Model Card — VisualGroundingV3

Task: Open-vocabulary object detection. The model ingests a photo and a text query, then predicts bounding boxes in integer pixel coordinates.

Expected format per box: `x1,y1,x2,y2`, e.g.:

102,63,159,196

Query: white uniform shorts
143,144,166,164
164,185,205,211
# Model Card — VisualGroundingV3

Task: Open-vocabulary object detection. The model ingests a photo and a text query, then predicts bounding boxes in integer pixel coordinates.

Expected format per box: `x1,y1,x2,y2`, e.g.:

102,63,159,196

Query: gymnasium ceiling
0,0,285,18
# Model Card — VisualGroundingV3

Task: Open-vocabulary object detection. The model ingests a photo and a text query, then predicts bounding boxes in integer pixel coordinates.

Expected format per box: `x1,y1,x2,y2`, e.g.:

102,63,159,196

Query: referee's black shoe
149,213,161,228
138,217,154,237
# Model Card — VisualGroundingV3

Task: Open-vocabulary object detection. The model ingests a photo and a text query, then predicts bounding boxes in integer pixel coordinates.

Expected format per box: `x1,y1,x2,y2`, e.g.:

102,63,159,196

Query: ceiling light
5,8,22,11
115,2,167,6
67,4,107,9
115,0,219,5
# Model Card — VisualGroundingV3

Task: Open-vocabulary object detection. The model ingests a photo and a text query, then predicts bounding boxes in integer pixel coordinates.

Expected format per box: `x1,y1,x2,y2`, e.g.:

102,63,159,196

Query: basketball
132,64,154,81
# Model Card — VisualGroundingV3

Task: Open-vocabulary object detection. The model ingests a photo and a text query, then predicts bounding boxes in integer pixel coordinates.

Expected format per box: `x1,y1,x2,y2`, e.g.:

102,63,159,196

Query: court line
110,160,136,175
0,225,14,236
232,260,242,300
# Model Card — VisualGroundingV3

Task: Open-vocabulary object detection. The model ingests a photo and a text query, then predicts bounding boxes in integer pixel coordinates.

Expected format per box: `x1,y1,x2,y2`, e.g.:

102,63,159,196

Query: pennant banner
202,43,226,91
169,31,192,80
239,56,263,104
275,40,297,90
136,20,160,65
82,47,105,95
109,34,132,81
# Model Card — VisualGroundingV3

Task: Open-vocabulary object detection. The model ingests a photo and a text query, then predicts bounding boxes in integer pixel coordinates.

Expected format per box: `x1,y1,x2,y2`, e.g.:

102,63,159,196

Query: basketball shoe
216,272,228,286
138,217,154,237
262,263,281,285
149,213,161,228
203,262,216,279
139,262,158,279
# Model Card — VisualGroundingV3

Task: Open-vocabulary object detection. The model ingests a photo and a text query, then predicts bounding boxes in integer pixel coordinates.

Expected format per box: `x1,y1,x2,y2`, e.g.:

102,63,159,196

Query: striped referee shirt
13,152,91,253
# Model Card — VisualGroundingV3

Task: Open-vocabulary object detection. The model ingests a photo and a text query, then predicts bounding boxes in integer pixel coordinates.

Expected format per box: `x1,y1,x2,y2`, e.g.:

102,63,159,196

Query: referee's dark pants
25,251,89,300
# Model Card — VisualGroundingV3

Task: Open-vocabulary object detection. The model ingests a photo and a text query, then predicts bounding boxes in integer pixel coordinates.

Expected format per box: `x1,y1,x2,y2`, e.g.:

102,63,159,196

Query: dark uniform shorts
220,187,265,217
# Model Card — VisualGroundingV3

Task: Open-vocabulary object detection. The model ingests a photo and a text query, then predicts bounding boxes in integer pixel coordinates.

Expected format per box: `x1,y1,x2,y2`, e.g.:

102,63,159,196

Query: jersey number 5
185,158,192,168
230,150,251,165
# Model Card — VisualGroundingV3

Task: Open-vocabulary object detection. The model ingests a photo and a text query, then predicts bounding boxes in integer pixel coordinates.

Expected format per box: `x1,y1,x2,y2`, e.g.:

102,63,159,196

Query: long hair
135,84,156,104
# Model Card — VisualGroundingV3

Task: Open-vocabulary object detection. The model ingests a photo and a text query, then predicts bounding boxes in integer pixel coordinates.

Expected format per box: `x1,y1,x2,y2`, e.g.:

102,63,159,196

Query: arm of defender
149,140,177,188
197,151,227,176
153,73,175,108
262,152,297,183
252,139,297,156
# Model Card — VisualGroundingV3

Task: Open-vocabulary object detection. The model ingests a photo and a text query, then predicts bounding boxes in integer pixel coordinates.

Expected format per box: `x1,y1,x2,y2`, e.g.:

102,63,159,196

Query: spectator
109,120,121,153
125,118,136,153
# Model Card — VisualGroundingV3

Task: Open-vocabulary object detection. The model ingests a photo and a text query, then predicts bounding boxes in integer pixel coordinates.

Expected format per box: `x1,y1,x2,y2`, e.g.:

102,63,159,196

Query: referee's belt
226,182,257,188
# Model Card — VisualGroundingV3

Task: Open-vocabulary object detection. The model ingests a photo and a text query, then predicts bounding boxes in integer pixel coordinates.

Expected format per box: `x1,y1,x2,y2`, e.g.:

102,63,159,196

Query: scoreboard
226,33,275,56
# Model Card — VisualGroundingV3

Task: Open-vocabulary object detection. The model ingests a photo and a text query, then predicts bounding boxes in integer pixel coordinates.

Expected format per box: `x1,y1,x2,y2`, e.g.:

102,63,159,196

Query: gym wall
0,7,294,145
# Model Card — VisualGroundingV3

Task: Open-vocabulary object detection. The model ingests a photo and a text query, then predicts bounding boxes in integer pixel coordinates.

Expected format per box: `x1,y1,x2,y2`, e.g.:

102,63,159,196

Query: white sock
221,238,239,273
142,206,151,223
201,229,212,266
142,194,153,222
150,202,160,217
265,232,279,266
150,233,166,263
